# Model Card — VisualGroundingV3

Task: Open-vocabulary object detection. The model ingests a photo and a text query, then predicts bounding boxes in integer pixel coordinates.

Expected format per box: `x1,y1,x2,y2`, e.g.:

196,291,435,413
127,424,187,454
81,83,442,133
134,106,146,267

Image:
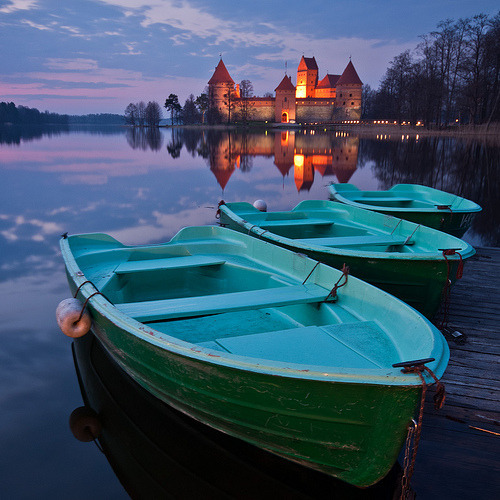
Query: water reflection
0,124,70,145
149,128,497,246
72,333,404,499
358,136,500,246
163,128,359,192
0,124,124,145
0,127,497,267
126,127,163,152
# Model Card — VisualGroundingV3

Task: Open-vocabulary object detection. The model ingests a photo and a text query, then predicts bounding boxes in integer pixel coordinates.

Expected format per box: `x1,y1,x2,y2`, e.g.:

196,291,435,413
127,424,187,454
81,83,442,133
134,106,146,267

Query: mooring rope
215,199,225,219
324,264,349,302
73,279,110,324
439,249,464,329
395,361,445,499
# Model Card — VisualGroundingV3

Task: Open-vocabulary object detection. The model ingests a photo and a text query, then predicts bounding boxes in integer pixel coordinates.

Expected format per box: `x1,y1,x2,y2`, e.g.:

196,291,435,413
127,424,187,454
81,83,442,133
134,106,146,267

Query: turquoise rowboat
218,200,475,318
58,227,449,488
329,183,482,238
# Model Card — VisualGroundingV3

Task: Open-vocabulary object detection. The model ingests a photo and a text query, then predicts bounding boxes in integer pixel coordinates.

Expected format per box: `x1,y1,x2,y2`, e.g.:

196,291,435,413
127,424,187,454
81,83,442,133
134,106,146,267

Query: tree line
363,12,500,126
127,79,256,127
0,102,69,125
1,102,124,125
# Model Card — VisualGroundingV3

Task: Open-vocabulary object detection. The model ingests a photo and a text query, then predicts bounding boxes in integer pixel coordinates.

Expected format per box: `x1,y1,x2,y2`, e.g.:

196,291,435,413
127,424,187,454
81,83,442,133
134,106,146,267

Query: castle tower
208,59,235,121
335,60,363,120
296,56,318,98
275,75,296,123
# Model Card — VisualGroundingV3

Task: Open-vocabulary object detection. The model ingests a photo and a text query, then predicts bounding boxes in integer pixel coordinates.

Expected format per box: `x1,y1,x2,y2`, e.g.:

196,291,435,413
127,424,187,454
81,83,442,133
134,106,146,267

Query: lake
0,125,498,499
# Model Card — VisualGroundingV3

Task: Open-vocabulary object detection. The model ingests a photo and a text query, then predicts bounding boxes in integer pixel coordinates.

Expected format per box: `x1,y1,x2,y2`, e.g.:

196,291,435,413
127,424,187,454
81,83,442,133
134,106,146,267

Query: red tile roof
336,61,362,85
316,74,340,89
208,59,235,84
275,75,295,92
298,56,318,71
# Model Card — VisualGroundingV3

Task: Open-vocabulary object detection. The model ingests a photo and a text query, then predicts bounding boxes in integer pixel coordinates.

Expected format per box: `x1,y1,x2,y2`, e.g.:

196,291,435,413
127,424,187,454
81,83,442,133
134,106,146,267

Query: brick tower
335,60,363,120
296,56,318,98
275,75,296,123
207,59,235,121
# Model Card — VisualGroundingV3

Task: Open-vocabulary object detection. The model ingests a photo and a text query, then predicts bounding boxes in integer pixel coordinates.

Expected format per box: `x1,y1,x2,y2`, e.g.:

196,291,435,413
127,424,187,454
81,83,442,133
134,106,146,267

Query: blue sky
1,0,498,115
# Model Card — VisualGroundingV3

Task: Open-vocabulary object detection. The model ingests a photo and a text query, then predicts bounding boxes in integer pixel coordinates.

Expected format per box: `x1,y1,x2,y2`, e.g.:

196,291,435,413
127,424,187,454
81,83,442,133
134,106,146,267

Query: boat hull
72,333,405,497
85,311,421,488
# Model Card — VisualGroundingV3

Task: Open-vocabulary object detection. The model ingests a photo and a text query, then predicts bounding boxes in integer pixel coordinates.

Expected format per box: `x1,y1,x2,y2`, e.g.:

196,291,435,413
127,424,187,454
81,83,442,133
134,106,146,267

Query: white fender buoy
69,406,102,442
253,199,267,212
56,298,92,338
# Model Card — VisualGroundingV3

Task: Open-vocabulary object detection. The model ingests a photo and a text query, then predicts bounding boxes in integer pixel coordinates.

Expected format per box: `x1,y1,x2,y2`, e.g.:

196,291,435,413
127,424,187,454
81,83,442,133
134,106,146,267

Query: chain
394,361,445,499
401,419,417,499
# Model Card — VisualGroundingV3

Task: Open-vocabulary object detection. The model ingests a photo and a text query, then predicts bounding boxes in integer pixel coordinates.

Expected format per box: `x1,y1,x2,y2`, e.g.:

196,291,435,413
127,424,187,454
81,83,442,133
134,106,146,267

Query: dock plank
411,246,500,499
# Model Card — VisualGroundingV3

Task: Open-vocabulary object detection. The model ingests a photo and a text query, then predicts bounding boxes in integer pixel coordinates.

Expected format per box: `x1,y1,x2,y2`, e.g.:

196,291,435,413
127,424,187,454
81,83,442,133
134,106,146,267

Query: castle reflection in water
164,129,360,191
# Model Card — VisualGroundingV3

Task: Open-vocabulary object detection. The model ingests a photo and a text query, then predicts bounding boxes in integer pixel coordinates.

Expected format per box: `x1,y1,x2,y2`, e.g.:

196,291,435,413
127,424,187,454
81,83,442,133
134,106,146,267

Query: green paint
60,227,449,487
219,200,475,318
329,183,482,238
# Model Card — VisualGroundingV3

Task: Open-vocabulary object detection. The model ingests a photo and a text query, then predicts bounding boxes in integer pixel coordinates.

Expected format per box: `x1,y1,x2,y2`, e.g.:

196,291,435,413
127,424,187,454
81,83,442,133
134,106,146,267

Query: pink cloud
0,61,208,114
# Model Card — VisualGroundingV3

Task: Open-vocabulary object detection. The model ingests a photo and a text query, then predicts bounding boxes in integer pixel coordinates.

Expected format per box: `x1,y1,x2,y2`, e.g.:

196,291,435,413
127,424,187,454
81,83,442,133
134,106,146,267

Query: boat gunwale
60,230,448,387
219,202,475,262
329,183,482,214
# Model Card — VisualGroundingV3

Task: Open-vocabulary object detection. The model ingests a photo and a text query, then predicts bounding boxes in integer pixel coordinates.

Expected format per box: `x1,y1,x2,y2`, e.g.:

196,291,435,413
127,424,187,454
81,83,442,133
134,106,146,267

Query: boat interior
350,195,436,209
333,184,474,211
227,206,420,253
78,244,407,370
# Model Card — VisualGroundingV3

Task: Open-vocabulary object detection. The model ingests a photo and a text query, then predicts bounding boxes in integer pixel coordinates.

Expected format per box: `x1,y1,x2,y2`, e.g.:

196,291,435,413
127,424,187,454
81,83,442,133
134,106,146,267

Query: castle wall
331,106,362,121
239,97,361,123
246,98,275,122
296,100,335,122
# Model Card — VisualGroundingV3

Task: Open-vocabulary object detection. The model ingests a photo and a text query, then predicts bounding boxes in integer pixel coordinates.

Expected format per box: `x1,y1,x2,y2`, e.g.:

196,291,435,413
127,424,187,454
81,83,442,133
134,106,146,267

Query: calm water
0,126,498,499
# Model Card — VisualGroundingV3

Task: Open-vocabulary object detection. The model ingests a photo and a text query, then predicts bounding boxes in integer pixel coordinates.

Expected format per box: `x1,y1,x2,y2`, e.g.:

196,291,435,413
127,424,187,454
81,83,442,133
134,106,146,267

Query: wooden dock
412,247,500,499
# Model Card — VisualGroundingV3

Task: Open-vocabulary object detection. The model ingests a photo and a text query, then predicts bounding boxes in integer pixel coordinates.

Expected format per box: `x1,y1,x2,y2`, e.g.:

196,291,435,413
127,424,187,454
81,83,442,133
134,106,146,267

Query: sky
0,0,498,115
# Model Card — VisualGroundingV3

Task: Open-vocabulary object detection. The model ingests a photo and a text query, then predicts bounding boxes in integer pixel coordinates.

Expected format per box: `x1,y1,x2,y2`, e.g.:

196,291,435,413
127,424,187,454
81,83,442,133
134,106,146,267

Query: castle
207,56,362,124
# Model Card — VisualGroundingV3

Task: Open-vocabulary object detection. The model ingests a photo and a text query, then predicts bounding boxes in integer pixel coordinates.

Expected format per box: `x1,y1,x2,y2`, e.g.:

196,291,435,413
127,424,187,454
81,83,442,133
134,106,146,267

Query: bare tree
461,14,489,123
124,103,138,126
223,89,238,124
239,80,254,98
145,101,162,127
137,101,146,127
369,12,500,126
238,80,255,124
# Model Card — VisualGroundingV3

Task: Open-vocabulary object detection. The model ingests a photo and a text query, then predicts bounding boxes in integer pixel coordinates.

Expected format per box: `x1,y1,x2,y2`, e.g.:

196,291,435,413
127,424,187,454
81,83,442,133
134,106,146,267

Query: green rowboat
218,200,475,318
329,183,482,238
59,227,448,487
71,333,402,496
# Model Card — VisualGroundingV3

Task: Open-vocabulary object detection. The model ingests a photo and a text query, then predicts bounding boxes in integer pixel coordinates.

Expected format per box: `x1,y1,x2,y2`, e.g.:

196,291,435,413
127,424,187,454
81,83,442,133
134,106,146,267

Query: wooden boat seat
115,283,329,322
198,321,395,368
297,235,413,247
353,196,413,204
114,255,226,274
259,218,334,228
